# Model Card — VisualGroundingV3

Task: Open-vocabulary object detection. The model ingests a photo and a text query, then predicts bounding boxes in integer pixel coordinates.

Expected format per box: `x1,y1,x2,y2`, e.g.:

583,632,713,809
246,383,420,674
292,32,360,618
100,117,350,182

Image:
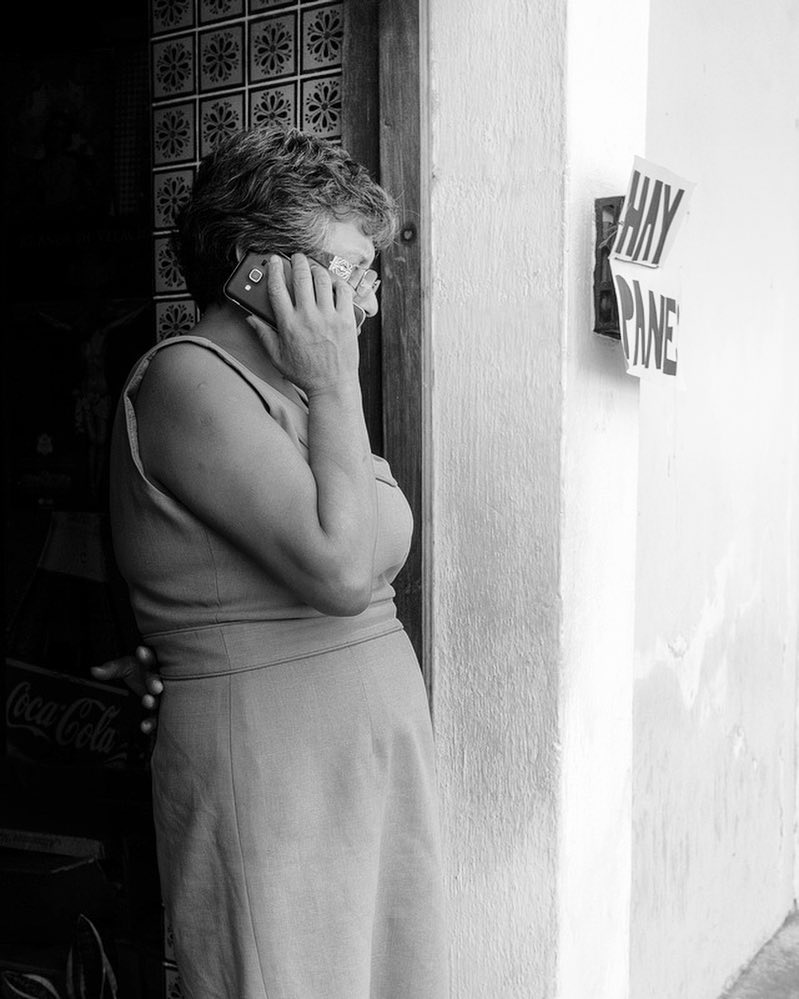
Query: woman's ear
234,243,247,263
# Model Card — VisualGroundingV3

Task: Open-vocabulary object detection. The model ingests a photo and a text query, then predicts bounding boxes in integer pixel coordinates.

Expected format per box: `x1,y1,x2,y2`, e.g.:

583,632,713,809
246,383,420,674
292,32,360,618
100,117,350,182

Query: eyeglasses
310,250,381,298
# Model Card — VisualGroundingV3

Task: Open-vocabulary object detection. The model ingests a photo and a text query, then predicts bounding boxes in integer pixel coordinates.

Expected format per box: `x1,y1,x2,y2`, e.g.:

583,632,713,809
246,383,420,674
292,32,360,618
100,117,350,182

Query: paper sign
609,156,694,379
612,156,694,268
611,260,679,379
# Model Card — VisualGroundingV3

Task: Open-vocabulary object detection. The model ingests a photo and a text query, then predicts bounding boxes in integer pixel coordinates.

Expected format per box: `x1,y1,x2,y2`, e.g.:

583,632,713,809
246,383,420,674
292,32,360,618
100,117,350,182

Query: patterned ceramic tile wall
150,0,344,341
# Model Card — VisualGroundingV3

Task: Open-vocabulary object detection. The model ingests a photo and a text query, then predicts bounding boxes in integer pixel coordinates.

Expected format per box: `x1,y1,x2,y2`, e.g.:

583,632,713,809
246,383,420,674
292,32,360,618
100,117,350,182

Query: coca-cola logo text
6,681,122,756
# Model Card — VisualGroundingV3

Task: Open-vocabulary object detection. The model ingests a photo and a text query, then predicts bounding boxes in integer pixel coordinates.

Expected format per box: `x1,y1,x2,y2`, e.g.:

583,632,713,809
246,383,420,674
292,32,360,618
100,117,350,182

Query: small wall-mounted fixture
593,195,625,339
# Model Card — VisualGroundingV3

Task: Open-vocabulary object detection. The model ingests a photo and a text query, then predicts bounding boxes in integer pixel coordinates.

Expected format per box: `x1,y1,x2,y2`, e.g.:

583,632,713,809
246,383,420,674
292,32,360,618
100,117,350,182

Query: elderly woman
107,125,447,998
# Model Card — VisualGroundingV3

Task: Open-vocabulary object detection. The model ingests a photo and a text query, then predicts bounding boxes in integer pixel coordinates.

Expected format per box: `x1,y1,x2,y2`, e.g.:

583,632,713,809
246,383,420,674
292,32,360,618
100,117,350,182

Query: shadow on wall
721,911,799,999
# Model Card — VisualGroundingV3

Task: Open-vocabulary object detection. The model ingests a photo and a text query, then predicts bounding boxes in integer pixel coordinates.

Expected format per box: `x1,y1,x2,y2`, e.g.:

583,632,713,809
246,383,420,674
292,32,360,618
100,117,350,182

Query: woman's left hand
91,645,163,735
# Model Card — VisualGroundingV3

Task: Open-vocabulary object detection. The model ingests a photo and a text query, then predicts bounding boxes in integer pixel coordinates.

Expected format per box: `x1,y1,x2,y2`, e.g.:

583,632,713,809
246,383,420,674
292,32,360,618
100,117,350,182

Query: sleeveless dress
109,336,447,999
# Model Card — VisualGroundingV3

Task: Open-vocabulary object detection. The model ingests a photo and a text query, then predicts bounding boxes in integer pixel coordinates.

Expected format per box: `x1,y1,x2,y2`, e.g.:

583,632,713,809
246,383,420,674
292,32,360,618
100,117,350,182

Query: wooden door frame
343,0,432,704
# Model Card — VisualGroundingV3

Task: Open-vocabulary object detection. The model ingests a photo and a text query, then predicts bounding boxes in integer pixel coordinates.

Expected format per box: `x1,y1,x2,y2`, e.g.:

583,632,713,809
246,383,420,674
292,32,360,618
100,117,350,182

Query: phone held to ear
224,251,366,330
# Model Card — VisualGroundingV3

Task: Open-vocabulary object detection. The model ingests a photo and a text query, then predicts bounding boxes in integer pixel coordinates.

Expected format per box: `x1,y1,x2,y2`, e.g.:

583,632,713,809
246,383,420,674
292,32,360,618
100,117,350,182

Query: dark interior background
2,2,167,993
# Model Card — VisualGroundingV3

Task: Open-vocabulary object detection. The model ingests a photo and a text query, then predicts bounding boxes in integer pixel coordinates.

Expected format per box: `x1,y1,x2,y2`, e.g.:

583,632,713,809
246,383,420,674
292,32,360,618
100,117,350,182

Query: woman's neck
191,302,304,406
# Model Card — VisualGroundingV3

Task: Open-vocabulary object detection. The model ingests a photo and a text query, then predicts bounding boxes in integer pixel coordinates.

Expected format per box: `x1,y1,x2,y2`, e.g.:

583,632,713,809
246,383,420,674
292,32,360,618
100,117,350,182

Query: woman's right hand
133,243,378,616
91,645,163,735
247,253,360,395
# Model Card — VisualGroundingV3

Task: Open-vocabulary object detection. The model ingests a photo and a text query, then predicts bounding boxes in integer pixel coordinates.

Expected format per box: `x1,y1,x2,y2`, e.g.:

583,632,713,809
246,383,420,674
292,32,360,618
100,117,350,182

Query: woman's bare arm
135,255,378,616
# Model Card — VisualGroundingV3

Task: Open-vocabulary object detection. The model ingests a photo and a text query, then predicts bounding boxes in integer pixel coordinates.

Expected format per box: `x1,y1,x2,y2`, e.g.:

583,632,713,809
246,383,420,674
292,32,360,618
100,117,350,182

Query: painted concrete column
428,0,646,995
428,0,566,993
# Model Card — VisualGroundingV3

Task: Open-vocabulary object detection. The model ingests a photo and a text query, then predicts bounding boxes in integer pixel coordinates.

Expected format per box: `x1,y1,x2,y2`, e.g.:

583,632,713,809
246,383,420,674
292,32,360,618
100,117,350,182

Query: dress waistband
144,605,404,680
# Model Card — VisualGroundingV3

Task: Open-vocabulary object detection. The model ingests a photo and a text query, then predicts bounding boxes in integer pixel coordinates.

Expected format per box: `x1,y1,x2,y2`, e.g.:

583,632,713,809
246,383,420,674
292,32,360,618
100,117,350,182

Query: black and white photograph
2,1,798,997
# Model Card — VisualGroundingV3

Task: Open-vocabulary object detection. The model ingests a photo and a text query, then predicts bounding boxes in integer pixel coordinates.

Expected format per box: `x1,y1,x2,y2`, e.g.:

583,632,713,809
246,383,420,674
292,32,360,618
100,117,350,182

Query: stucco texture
428,0,566,995
631,1,799,997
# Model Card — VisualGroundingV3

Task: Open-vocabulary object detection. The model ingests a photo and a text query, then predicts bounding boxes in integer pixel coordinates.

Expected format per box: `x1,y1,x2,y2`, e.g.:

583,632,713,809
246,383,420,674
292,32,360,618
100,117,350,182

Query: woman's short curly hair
174,125,400,309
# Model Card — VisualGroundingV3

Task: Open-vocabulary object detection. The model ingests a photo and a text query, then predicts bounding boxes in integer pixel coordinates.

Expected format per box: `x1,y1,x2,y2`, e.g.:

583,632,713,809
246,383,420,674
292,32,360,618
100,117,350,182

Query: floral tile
200,92,245,155
151,0,354,343
249,82,297,130
301,74,341,137
250,13,297,82
153,101,196,166
301,4,343,72
156,300,198,340
199,24,245,91
152,34,195,101
250,0,294,11
154,235,187,294
153,168,195,229
152,0,195,36
200,0,245,23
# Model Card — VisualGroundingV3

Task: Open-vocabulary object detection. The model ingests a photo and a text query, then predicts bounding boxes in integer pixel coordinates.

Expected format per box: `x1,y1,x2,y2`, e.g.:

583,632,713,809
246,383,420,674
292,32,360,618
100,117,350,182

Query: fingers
134,644,157,668
93,647,158,676
332,276,354,316
265,254,296,327
136,645,163,695
145,673,164,696
286,253,315,309
290,254,336,314
94,657,145,698
91,656,134,683
92,646,162,739
91,644,163,704
309,260,334,311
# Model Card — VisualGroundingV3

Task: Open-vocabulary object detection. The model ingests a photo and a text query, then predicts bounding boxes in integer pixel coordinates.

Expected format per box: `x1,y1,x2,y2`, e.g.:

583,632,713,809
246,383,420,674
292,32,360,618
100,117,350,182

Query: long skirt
151,628,448,999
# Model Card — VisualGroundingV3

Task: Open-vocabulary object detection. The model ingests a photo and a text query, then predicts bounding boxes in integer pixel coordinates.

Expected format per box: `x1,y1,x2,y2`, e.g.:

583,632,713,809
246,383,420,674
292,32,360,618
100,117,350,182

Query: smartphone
224,251,366,329
224,251,292,326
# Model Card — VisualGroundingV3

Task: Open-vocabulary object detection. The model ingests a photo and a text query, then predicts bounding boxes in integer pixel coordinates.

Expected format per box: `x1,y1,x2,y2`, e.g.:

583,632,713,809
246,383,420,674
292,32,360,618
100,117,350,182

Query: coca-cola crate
0,941,67,990
0,848,115,942
4,657,144,775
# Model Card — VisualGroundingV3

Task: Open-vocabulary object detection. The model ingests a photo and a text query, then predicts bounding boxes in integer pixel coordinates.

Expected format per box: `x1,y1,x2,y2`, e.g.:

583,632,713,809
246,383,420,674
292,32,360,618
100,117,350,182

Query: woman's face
320,219,379,319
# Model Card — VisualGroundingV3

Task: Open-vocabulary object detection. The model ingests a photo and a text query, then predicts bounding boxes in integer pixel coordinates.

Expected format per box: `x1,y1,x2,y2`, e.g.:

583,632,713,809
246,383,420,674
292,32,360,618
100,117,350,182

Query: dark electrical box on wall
593,195,625,339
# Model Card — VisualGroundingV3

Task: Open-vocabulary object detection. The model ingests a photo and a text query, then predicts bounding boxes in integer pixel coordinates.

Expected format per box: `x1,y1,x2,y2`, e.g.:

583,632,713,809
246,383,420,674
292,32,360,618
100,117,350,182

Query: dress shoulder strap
124,334,309,451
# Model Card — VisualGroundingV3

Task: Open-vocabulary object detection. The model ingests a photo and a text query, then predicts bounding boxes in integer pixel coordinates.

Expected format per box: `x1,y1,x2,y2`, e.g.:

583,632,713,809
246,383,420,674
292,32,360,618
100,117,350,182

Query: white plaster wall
557,0,648,995
428,1,566,993
631,1,799,997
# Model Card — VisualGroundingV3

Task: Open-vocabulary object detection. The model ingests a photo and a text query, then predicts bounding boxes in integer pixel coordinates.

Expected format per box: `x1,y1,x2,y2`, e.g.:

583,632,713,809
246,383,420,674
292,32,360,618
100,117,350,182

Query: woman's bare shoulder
136,339,258,421
134,339,283,496
142,338,226,385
